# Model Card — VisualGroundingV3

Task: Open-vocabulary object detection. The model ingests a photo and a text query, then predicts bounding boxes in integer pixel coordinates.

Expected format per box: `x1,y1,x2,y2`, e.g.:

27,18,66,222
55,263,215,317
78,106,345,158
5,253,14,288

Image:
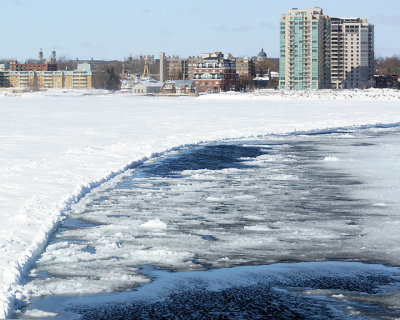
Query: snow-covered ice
1,89,400,318
17,126,400,308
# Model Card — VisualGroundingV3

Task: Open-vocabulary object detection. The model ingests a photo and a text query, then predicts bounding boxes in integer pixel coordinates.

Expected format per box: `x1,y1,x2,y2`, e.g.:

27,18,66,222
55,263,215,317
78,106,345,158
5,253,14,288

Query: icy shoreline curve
1,89,400,318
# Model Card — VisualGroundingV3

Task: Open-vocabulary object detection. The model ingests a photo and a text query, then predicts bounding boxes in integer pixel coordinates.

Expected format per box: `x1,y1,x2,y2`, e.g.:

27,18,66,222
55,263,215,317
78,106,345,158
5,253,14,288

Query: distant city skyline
2,0,400,61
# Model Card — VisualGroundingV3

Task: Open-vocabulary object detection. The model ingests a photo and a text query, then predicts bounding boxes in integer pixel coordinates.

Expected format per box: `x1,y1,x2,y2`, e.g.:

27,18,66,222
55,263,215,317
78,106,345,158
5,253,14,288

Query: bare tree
57,56,77,71
255,58,279,73
375,55,400,74
239,75,254,91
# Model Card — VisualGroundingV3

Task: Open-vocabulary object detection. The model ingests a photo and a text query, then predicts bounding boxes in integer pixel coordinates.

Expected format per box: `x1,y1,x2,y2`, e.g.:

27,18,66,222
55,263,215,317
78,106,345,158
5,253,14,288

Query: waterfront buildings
8,60,57,72
235,56,256,78
330,17,374,89
187,59,201,80
160,80,196,95
279,7,374,90
167,57,188,80
131,79,162,94
279,8,331,90
64,63,93,89
0,63,93,89
192,52,239,93
167,56,201,80
167,52,253,91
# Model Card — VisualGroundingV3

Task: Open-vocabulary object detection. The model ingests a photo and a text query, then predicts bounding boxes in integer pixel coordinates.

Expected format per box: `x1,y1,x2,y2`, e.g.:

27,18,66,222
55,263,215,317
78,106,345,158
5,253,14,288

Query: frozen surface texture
1,89,400,317
19,128,400,306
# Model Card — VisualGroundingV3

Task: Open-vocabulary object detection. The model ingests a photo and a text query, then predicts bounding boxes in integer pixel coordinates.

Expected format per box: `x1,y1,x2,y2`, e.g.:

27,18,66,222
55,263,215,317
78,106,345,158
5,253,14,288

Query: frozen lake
14,126,400,319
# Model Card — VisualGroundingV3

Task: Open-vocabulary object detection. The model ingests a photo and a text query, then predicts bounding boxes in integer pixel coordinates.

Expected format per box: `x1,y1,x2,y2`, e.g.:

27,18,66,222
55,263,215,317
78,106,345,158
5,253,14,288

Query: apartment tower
330,18,374,89
280,8,374,90
279,8,331,90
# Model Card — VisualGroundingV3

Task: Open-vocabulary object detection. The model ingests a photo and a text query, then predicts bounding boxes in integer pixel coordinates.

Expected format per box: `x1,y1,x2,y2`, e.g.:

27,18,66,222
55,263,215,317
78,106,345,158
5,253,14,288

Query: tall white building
330,18,374,89
279,8,374,90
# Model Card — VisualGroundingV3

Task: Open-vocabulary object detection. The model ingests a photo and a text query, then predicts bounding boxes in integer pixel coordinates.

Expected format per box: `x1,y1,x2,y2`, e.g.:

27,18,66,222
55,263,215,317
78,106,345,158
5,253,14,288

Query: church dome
257,48,267,61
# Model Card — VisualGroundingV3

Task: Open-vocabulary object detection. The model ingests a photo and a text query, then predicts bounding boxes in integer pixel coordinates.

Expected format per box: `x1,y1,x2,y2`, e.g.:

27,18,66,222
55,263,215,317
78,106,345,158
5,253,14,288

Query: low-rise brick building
8,60,57,72
235,57,255,78
167,56,201,80
1,63,93,89
192,52,239,93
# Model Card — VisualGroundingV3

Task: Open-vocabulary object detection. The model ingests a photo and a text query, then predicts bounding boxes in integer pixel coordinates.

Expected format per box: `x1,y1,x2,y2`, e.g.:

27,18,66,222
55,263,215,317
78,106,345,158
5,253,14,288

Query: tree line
374,55,400,75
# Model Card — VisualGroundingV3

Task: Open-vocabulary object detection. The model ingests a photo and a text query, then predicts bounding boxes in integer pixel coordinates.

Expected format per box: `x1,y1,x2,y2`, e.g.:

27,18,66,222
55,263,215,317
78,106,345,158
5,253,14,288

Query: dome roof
258,48,267,57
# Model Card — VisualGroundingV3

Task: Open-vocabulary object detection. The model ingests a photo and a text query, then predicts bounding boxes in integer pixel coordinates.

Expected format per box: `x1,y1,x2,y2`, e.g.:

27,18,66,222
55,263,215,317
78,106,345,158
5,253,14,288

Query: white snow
243,225,272,232
139,219,167,231
1,89,400,317
20,309,57,318
323,156,339,161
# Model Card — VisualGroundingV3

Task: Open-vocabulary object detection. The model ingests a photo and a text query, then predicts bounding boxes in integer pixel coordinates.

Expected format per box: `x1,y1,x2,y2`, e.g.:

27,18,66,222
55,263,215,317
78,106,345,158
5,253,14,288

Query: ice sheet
2,89,400,317
16,128,400,312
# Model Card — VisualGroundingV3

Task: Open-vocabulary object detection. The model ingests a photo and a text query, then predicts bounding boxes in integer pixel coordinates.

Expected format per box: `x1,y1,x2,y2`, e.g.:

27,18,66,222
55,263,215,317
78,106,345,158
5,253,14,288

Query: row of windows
194,74,224,80
195,81,220,86
198,87,220,92
198,63,234,68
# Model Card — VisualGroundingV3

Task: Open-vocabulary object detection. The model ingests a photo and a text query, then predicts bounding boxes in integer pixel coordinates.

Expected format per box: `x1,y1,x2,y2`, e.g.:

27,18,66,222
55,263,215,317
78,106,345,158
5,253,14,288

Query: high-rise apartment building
280,8,374,90
280,8,331,90
330,18,374,89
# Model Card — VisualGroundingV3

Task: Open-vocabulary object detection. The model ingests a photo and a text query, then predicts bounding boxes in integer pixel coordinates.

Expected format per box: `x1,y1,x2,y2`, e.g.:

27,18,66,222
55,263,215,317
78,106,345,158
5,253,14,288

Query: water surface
15,127,400,319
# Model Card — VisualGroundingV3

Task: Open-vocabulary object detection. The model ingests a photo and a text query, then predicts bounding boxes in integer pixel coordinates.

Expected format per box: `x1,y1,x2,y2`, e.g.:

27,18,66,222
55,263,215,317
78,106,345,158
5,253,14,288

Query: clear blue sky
3,0,400,61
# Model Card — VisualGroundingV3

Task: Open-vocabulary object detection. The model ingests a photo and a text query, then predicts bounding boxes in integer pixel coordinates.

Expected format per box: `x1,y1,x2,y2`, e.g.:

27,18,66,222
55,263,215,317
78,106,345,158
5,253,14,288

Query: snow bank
1,89,400,317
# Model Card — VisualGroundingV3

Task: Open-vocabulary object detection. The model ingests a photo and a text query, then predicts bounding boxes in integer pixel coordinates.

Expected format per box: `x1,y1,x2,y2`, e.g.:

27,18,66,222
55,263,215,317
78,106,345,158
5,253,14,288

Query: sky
2,0,400,61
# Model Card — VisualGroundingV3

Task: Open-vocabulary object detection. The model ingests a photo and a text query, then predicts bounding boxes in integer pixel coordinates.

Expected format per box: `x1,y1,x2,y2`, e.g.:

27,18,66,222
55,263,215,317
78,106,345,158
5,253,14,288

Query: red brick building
8,60,57,71
235,57,255,78
167,58,187,80
193,52,239,93
167,57,201,80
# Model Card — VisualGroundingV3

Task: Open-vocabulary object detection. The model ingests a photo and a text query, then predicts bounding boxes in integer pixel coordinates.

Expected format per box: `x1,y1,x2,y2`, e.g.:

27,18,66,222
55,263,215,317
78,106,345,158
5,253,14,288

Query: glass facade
279,22,286,89
280,8,334,90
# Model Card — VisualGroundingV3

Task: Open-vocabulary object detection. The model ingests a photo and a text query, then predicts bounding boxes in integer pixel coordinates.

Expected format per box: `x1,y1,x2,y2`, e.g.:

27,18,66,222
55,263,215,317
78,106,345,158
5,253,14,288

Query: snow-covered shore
1,89,400,318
